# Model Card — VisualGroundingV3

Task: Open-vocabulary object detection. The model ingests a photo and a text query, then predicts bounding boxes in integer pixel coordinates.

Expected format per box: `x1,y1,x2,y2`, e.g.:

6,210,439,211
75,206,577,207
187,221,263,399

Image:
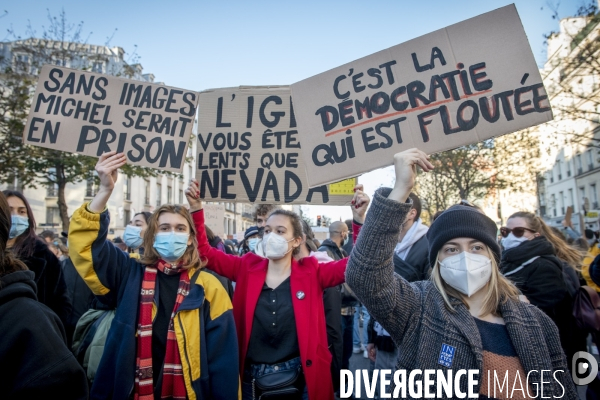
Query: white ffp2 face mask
439,252,492,297
501,233,529,251
262,233,293,260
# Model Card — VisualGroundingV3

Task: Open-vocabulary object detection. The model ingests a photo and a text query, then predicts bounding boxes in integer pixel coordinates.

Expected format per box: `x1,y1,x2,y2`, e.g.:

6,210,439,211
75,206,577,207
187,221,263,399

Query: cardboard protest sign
23,65,198,172
291,4,553,187
203,203,225,239
196,86,354,204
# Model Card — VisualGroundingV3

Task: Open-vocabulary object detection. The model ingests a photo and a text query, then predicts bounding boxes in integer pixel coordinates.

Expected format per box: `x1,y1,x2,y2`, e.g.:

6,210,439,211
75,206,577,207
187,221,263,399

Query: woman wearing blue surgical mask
2,190,72,331
186,178,359,400
67,152,239,400
239,225,260,255
500,212,586,366
123,211,151,256
345,149,577,399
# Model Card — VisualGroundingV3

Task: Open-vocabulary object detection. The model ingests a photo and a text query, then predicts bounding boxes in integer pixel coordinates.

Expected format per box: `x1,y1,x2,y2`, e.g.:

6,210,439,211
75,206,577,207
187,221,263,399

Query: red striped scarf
134,260,190,400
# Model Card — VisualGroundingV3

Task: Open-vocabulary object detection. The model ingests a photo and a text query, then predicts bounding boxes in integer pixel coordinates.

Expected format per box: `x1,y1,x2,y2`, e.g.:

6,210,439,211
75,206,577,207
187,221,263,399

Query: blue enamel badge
438,343,455,367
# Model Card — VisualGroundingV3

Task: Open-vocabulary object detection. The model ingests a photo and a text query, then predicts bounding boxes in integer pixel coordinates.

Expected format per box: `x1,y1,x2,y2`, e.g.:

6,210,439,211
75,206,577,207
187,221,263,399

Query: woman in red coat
186,180,367,400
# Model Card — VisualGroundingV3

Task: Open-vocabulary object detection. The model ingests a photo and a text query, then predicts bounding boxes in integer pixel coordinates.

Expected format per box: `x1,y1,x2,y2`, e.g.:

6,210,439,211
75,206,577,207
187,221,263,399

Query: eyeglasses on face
500,226,536,238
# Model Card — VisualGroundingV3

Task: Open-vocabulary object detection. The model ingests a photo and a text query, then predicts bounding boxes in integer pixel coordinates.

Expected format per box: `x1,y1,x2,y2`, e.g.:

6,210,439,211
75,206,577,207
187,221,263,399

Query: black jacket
500,236,585,362
319,239,357,309
0,270,88,399
20,239,72,328
500,237,568,311
61,257,94,343
317,238,346,389
318,238,347,261
392,235,430,282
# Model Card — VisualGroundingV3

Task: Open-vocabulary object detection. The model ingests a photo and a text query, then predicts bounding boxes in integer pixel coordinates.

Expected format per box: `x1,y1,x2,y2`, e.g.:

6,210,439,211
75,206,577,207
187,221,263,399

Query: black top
152,272,180,394
246,277,300,365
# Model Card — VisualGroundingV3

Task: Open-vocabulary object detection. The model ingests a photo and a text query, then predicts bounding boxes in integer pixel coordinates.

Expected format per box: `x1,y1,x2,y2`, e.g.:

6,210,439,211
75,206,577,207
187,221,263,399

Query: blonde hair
509,211,583,269
140,205,204,270
431,246,520,316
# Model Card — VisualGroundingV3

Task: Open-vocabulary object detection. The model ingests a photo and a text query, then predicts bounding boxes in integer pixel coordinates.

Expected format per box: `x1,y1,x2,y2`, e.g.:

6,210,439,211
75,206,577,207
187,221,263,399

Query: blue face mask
10,215,29,239
123,225,143,249
248,238,259,252
153,232,189,263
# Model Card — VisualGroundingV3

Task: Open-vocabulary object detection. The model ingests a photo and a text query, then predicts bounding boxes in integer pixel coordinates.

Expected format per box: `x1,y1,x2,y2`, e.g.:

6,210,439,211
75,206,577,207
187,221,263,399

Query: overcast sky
3,0,585,222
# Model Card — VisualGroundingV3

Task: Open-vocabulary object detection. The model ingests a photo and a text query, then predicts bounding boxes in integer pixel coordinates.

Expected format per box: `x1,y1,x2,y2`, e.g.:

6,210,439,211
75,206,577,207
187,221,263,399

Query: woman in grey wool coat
346,148,578,399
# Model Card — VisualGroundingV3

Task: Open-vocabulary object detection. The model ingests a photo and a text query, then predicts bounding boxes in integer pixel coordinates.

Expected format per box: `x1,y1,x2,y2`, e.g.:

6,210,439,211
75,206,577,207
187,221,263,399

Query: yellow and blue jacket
69,203,240,400
583,244,600,291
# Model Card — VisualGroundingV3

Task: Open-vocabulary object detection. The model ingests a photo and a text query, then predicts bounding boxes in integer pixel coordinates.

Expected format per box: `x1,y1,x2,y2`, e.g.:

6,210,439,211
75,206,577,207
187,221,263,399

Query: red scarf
134,260,190,400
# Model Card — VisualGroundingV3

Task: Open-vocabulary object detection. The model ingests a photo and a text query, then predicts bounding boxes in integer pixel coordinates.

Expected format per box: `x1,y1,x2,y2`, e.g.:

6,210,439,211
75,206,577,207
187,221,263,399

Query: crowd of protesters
2,148,600,399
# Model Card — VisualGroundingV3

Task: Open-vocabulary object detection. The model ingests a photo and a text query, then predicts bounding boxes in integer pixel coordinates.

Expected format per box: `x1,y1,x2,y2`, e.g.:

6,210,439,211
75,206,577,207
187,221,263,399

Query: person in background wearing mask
3,190,72,330
500,211,586,365
123,211,151,257
0,191,88,399
346,149,576,399
240,225,260,255
187,178,357,400
253,204,279,257
68,152,239,400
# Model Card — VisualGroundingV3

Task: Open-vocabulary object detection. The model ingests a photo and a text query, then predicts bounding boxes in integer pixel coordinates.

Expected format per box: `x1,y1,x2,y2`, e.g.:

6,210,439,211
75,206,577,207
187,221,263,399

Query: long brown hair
509,211,583,269
431,246,520,316
0,192,27,279
140,205,204,270
2,190,38,259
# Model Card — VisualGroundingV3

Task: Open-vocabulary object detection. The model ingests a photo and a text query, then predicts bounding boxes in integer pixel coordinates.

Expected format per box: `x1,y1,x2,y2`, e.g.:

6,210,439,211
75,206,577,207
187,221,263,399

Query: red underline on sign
324,89,493,137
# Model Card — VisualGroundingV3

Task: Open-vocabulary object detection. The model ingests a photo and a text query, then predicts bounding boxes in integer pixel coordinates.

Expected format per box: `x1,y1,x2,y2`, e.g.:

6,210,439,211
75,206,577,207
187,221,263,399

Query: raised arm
345,149,434,343
186,179,244,282
69,152,132,308
317,183,369,289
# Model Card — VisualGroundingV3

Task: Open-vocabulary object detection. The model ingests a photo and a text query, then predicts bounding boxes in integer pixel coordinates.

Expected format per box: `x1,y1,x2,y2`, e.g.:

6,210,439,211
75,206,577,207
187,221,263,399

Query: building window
587,150,594,170
559,191,564,215
167,185,172,204
123,209,131,228
86,176,97,197
576,154,583,175
557,161,562,180
124,176,131,201
92,62,103,73
144,179,151,205
179,189,184,205
46,183,58,197
14,54,29,72
566,159,572,177
568,189,574,211
156,183,162,207
592,184,598,209
46,207,60,227
552,194,557,217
